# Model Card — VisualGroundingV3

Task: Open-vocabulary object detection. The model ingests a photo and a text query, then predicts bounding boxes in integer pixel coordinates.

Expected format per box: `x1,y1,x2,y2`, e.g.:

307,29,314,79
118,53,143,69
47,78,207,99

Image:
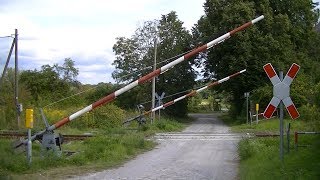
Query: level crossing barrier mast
16,15,264,147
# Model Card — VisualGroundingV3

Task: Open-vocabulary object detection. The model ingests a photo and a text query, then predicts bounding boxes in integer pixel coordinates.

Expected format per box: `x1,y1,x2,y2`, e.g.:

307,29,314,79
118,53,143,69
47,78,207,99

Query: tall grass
227,110,320,180
238,135,320,179
0,116,189,178
0,131,155,178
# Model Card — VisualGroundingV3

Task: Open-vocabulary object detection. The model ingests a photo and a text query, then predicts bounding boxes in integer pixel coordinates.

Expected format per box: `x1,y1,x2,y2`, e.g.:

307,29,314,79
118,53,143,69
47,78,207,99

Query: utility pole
0,36,15,89
14,29,20,128
151,38,157,123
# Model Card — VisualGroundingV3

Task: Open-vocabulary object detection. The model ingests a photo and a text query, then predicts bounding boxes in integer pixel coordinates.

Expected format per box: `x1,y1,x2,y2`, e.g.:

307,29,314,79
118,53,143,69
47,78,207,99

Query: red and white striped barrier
51,15,263,130
124,69,246,124
16,15,264,147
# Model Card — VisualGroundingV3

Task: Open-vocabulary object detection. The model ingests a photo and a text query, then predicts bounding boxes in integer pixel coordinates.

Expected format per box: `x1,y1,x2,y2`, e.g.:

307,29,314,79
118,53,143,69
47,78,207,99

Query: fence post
294,131,298,150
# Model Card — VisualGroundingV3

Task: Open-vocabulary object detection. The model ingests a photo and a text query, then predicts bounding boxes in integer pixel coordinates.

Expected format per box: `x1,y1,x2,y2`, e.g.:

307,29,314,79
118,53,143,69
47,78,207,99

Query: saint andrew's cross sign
263,63,300,119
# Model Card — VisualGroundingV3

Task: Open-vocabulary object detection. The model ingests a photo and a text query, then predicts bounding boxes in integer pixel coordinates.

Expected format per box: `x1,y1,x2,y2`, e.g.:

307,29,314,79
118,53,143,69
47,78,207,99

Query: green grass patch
0,132,155,179
238,135,320,180
0,116,191,179
220,113,320,179
221,112,320,179
220,114,317,134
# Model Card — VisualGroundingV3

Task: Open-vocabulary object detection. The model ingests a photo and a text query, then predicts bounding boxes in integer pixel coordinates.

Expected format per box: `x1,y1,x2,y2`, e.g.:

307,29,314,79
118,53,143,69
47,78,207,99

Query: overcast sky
0,0,205,84
1,0,319,84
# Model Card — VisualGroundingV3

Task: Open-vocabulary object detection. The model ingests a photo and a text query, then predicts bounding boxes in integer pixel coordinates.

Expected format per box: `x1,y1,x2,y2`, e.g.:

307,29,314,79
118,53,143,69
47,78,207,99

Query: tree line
1,0,320,129
112,0,320,120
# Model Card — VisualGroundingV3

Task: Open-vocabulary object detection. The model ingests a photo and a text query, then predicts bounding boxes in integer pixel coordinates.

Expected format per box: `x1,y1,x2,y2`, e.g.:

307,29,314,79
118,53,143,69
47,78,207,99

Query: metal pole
158,98,161,120
27,128,32,165
246,93,249,124
14,29,20,128
287,123,291,153
0,38,15,89
151,38,157,123
256,104,259,124
279,71,284,161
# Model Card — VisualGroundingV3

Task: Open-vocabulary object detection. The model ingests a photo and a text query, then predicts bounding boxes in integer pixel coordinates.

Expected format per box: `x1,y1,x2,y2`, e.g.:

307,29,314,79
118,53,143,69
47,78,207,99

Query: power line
117,49,193,80
42,85,99,108
42,48,194,108
139,83,209,106
0,35,14,39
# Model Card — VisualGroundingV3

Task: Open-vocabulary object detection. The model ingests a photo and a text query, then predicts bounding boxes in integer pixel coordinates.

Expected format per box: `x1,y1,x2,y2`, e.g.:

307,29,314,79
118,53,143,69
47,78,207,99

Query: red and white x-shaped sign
263,63,300,119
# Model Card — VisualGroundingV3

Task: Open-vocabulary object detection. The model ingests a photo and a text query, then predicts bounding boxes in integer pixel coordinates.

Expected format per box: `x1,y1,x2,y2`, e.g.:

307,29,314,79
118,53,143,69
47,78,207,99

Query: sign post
279,71,284,160
255,103,259,124
263,63,300,161
155,92,165,120
244,92,250,124
25,109,33,165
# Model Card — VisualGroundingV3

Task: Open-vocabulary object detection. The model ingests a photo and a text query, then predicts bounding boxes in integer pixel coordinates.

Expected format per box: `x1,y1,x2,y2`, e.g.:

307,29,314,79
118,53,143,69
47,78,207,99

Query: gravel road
71,113,242,180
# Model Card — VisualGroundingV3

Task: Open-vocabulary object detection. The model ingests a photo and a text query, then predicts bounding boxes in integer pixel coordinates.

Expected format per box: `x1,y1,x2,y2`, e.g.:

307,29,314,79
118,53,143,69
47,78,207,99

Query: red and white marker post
262,63,300,161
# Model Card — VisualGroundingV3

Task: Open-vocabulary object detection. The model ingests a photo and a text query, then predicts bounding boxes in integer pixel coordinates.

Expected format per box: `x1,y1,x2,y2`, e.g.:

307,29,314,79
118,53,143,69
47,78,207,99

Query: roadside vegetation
1,0,320,179
0,116,190,179
221,110,320,180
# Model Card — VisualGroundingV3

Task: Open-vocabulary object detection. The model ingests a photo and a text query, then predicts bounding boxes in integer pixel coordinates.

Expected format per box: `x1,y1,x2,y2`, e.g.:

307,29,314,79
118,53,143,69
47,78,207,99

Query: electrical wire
42,47,195,108
42,85,99,108
0,35,14,39
117,49,193,80
138,83,209,106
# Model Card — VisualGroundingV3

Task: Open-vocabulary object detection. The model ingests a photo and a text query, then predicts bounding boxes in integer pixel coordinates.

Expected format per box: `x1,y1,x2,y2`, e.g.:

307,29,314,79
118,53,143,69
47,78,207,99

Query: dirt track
72,113,242,180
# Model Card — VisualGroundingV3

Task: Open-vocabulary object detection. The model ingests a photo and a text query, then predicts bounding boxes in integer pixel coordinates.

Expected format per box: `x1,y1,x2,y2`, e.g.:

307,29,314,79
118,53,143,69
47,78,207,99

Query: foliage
75,104,126,129
112,11,196,117
0,116,189,178
0,132,155,178
195,0,320,117
54,58,79,84
238,136,320,180
299,104,320,130
20,58,80,106
0,68,32,129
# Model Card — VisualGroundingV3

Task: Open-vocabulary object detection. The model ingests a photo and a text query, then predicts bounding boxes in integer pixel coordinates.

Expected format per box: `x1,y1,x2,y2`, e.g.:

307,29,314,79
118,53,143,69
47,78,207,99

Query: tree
195,0,320,117
20,59,80,106
54,58,79,85
112,21,158,83
0,68,31,129
112,11,196,117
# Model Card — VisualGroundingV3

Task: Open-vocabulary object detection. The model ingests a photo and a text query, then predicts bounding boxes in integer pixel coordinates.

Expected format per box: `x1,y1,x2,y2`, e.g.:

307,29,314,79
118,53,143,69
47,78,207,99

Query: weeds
238,135,320,180
0,116,188,178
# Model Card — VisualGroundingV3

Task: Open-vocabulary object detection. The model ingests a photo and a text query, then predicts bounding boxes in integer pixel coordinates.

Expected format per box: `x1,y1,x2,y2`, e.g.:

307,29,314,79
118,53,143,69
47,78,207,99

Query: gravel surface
71,113,241,180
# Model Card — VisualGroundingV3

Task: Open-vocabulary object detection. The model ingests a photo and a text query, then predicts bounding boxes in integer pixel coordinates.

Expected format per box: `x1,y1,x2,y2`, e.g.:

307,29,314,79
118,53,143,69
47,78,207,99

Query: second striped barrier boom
123,69,246,124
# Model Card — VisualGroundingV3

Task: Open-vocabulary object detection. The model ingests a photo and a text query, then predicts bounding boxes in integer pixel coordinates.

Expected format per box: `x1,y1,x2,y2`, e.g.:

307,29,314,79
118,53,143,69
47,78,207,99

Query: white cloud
0,0,205,84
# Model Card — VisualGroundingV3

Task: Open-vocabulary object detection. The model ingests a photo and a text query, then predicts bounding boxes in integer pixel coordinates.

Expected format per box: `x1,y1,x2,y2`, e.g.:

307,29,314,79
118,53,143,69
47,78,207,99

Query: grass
238,136,320,180
220,114,315,133
220,114,320,180
0,116,191,179
0,131,155,179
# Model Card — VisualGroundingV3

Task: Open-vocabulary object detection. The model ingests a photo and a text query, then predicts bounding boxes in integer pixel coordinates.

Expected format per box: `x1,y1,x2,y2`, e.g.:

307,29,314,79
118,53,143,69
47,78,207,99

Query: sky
0,0,206,84
1,0,319,85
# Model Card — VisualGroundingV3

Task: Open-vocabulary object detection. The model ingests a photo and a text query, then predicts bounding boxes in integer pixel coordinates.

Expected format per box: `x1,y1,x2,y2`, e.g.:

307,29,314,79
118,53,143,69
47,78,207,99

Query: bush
74,104,125,129
299,104,320,131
